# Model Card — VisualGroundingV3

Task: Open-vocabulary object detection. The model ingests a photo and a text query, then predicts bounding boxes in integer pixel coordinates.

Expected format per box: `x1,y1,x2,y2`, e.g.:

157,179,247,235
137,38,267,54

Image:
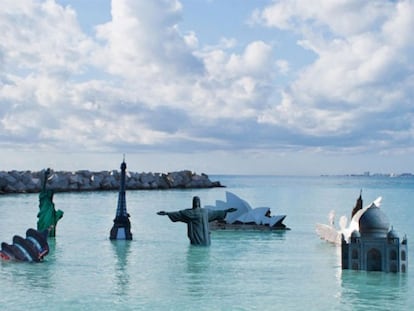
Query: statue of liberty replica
37,168,64,237
110,159,133,240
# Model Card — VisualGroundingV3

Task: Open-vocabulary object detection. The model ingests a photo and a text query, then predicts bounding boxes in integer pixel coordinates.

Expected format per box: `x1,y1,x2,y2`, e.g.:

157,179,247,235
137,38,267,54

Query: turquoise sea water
0,175,413,310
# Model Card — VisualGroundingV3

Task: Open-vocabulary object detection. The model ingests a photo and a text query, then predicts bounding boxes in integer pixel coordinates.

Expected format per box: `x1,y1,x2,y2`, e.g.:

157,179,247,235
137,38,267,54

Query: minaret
351,190,363,219
110,158,132,240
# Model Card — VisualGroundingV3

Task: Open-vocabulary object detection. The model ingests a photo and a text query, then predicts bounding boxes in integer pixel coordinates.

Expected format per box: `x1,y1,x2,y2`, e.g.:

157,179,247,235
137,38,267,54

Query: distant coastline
0,169,224,194
320,172,414,178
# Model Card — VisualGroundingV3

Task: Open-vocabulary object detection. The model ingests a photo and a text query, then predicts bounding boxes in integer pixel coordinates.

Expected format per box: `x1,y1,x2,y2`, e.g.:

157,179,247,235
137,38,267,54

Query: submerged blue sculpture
157,196,236,246
0,228,50,262
110,159,132,240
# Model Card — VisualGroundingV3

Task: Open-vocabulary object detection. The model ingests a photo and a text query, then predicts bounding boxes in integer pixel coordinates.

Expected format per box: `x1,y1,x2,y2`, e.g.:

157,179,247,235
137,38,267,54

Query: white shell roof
205,191,286,227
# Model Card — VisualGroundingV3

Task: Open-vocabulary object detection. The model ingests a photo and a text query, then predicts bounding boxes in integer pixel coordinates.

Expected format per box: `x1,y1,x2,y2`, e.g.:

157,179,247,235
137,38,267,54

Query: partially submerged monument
0,228,50,262
110,159,132,240
206,191,288,230
157,196,236,246
316,193,380,245
37,168,64,237
341,203,408,273
316,193,407,272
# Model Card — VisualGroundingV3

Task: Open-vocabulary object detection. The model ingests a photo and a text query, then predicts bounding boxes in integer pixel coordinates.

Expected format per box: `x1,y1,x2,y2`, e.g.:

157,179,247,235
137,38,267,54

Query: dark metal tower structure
110,159,132,240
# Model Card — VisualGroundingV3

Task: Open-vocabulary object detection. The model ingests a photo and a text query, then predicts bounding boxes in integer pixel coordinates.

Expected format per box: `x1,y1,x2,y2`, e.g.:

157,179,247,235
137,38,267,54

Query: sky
1,0,414,175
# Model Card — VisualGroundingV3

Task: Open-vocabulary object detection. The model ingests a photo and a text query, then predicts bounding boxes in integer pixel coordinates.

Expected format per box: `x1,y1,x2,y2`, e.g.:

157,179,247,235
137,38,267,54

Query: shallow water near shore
1,175,413,310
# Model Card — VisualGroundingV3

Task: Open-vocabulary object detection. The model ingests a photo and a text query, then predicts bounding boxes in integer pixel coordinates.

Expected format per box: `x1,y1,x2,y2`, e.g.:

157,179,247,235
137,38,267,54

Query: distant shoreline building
341,205,407,273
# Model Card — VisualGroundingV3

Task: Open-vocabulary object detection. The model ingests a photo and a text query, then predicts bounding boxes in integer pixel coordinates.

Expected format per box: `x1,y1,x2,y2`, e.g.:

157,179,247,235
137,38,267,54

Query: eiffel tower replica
110,158,133,240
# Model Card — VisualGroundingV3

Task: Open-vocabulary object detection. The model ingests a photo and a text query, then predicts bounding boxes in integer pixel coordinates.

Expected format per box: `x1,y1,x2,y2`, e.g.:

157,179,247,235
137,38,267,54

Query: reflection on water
2,260,53,290
2,238,57,289
339,270,408,310
111,240,132,296
1,176,414,310
0,239,57,306
184,245,211,302
212,228,287,243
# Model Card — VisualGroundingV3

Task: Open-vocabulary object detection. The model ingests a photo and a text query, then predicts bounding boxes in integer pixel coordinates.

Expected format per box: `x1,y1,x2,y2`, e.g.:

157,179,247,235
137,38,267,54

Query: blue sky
1,0,414,175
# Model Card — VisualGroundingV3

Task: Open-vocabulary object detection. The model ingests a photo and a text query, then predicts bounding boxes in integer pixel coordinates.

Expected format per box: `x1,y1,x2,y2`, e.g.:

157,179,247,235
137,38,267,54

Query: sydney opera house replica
206,191,288,230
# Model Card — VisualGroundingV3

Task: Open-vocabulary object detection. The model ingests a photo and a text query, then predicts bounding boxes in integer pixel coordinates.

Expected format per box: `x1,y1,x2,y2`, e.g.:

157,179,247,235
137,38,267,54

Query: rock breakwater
0,170,224,194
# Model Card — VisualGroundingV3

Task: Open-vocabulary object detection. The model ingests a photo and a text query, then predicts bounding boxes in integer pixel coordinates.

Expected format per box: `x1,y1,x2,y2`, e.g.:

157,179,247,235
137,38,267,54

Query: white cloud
1,0,94,75
1,0,414,174
254,0,414,146
1,0,280,155
226,41,273,77
253,0,392,36
276,60,290,75
94,0,202,80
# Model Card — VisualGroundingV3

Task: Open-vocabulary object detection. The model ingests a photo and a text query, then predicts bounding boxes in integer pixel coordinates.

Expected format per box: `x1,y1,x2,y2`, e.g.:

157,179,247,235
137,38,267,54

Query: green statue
37,169,64,237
